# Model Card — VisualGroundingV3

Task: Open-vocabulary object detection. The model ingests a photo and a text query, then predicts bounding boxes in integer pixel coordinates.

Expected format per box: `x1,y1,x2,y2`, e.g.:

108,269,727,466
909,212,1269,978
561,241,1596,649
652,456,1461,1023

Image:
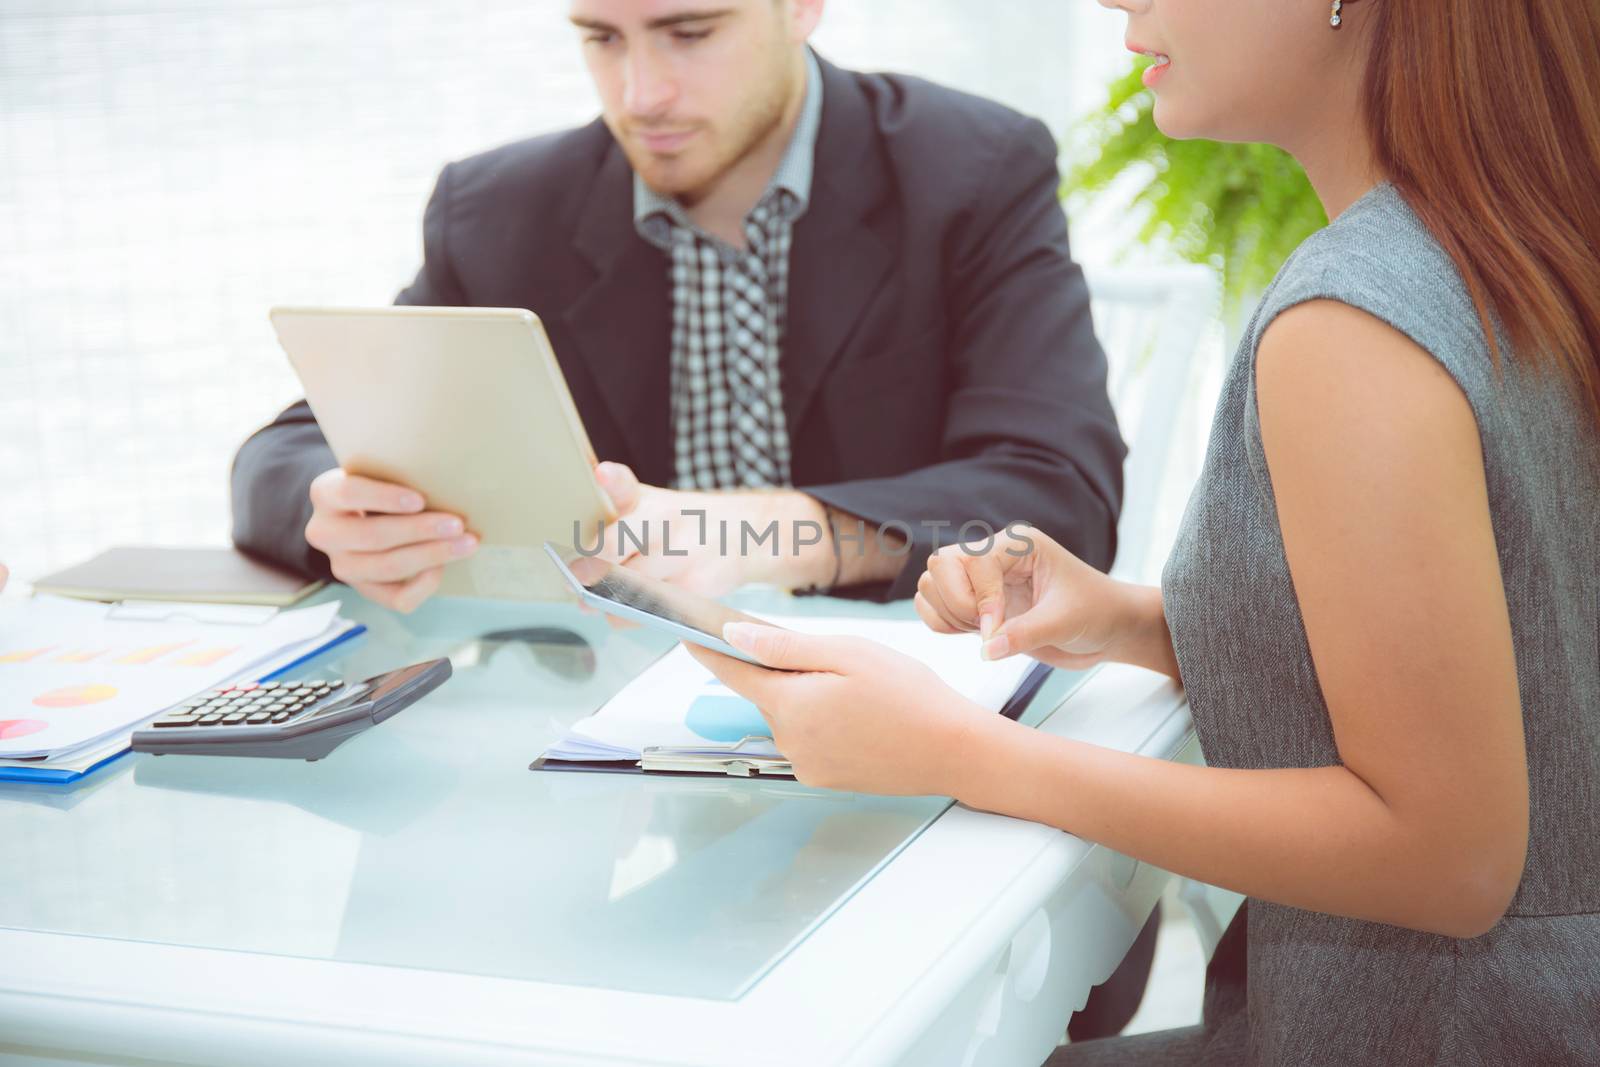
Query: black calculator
131,659,452,761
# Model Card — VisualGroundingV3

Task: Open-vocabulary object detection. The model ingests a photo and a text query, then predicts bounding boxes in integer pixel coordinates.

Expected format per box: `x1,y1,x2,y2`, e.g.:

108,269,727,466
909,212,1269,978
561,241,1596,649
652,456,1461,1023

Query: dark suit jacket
232,54,1125,601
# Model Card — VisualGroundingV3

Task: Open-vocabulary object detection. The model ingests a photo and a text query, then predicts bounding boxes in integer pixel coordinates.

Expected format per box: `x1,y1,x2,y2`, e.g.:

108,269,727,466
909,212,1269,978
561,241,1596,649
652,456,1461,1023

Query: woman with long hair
688,0,1600,1061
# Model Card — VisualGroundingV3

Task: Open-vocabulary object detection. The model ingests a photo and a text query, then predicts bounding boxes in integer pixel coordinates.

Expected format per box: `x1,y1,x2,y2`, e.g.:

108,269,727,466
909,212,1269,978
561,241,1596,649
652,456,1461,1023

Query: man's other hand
592,462,832,598
305,468,476,613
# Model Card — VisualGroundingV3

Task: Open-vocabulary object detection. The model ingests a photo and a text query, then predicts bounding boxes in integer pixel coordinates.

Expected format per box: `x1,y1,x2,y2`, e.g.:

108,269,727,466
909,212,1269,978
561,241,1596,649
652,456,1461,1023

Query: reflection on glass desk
0,588,1086,1001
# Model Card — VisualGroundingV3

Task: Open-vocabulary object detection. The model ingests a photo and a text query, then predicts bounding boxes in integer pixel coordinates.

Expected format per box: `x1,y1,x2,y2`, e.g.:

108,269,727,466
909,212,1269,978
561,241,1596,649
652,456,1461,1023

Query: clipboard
106,601,281,625
529,661,1056,780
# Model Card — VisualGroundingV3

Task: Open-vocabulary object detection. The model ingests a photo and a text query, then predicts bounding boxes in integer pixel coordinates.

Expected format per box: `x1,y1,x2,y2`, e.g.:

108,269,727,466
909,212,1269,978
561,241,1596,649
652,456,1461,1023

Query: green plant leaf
1065,59,1327,314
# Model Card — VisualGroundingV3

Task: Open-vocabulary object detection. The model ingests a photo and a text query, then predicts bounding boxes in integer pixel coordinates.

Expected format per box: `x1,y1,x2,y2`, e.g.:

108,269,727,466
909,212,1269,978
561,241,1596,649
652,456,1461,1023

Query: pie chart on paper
32,684,118,708
685,693,770,743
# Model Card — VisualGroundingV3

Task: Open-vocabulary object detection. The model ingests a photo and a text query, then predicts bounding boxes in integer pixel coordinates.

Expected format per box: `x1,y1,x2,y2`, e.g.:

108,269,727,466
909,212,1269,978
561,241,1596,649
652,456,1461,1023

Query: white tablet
270,306,616,601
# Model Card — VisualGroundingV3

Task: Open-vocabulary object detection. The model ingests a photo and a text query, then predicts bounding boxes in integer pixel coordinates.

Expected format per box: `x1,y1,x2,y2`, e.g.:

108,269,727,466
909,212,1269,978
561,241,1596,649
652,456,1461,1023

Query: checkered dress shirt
634,51,823,490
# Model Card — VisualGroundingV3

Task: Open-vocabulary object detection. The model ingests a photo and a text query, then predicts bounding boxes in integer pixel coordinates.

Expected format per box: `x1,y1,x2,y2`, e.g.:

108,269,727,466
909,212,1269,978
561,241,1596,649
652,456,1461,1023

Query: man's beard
623,67,794,204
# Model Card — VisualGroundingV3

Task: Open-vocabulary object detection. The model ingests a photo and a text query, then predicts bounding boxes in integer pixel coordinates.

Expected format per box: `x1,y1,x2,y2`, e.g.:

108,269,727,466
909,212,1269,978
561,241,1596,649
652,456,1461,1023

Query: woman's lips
1126,43,1172,89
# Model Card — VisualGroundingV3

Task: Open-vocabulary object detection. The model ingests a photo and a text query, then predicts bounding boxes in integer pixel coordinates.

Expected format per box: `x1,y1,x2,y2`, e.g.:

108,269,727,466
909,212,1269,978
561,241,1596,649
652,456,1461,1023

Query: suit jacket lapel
782,56,896,434
564,58,894,479
565,142,674,484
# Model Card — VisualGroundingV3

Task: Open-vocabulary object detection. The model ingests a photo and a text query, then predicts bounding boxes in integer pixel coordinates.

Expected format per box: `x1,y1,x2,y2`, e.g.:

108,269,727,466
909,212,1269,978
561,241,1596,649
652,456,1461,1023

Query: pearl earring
1331,0,1343,27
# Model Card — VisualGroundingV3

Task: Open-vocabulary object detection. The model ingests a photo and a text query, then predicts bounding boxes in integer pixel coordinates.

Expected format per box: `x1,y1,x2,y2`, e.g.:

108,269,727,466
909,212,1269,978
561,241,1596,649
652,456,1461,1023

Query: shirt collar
633,48,824,248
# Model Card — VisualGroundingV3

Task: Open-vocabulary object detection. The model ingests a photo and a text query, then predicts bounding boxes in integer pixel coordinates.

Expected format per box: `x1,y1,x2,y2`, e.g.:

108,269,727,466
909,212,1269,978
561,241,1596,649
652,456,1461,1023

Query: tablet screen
543,544,775,651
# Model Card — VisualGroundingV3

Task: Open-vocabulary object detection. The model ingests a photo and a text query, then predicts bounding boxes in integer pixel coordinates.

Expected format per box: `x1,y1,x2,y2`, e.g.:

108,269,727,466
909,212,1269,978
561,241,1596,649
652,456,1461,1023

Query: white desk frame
0,664,1192,1067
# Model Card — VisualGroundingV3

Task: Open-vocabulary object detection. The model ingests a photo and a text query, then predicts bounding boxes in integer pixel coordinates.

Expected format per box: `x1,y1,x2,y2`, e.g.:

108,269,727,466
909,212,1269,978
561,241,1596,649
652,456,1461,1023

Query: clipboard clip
640,735,794,778
106,601,281,626
644,734,774,755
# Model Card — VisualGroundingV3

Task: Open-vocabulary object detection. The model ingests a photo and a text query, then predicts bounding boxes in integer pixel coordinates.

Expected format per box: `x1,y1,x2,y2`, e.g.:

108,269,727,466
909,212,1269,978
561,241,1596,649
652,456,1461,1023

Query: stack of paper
538,617,1038,770
0,596,362,779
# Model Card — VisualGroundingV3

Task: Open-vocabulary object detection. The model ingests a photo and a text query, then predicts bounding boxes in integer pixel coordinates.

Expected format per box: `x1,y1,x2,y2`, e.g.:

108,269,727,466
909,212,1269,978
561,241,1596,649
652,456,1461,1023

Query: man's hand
592,462,832,598
305,468,477,613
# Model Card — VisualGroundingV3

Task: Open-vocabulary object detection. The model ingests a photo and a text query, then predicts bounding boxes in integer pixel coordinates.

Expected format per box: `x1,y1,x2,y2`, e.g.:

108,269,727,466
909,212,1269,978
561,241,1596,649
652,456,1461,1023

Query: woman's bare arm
951,300,1528,938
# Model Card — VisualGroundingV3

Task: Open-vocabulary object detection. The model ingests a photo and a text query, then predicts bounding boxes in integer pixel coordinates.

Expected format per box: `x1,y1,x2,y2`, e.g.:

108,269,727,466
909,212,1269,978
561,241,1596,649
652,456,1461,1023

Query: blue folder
0,622,366,786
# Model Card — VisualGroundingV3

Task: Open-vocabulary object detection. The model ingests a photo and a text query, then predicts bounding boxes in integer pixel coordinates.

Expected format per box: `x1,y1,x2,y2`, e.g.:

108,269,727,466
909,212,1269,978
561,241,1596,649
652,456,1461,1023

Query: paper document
541,616,1034,765
0,596,346,760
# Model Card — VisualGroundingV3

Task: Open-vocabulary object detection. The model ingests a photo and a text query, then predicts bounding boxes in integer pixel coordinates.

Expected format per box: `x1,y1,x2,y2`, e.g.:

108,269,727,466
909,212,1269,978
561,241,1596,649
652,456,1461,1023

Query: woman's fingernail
400,493,425,512
982,634,1011,661
438,517,464,537
723,622,754,650
979,611,996,640
451,535,478,557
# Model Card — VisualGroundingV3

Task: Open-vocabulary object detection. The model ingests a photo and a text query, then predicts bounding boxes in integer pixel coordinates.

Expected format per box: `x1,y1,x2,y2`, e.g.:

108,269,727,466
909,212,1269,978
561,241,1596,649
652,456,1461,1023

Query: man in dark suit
232,0,1149,1035
233,0,1123,611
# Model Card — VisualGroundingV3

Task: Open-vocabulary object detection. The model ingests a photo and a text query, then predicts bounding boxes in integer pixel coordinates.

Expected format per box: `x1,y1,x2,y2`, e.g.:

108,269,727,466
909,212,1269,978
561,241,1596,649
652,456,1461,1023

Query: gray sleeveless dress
1150,184,1600,1065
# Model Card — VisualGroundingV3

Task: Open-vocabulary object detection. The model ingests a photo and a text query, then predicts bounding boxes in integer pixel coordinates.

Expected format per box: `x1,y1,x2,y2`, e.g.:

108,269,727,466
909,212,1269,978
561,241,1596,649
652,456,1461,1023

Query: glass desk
0,589,1085,1002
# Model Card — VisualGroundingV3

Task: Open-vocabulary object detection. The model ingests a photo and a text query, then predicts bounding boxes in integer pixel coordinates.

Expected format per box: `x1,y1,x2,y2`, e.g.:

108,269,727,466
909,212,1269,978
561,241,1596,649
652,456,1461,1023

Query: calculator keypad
150,680,341,728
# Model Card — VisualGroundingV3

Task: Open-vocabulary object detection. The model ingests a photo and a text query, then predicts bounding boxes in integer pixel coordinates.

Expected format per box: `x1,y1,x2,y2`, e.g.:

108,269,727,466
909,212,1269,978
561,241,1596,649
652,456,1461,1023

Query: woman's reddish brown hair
1362,0,1600,422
